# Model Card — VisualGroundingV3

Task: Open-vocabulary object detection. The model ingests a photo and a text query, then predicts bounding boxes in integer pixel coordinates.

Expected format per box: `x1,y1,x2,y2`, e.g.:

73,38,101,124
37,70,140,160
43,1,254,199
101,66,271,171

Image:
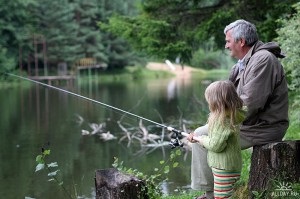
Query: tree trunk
95,168,149,199
248,140,300,195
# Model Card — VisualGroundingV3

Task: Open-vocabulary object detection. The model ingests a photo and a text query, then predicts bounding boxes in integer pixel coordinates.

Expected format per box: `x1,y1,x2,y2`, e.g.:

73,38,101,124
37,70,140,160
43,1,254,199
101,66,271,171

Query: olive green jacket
229,41,289,145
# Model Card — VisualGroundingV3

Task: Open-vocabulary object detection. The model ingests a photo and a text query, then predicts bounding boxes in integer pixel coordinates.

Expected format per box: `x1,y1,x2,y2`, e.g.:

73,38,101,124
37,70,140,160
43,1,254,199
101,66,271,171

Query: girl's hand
187,132,197,143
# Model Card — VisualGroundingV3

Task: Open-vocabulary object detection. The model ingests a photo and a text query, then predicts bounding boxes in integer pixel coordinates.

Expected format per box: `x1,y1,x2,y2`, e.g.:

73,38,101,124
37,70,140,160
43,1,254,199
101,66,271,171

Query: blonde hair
205,80,243,130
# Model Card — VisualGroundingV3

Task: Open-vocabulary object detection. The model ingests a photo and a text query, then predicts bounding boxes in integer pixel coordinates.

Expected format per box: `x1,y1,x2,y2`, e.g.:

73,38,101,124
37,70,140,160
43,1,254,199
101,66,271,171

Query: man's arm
239,51,275,120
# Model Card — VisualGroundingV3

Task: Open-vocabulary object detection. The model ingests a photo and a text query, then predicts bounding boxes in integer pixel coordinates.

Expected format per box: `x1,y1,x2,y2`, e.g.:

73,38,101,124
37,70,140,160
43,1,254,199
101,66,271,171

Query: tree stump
95,168,149,199
248,140,300,195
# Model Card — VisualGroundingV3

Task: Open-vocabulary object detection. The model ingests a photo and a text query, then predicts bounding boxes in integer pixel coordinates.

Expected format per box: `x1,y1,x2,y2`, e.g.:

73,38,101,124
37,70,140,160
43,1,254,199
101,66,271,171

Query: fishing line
6,73,189,145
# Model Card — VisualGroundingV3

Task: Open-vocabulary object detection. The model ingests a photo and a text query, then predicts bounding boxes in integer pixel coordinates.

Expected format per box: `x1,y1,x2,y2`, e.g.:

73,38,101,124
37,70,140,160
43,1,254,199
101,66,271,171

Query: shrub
276,2,300,93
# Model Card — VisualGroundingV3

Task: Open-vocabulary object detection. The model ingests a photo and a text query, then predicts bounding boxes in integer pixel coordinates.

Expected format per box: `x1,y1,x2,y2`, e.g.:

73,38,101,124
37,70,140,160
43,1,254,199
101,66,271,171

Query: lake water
0,74,224,199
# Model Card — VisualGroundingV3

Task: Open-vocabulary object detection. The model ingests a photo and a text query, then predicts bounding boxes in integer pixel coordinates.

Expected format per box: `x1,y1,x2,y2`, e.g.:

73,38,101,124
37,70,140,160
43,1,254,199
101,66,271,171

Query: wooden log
248,140,300,194
95,168,149,199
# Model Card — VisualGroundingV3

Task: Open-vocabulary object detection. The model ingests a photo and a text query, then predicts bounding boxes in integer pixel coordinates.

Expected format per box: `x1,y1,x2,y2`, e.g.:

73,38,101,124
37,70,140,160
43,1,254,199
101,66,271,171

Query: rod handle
167,127,189,137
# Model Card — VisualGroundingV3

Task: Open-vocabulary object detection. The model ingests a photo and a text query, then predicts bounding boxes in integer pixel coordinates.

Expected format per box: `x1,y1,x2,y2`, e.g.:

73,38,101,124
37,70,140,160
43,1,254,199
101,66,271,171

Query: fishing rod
6,73,189,148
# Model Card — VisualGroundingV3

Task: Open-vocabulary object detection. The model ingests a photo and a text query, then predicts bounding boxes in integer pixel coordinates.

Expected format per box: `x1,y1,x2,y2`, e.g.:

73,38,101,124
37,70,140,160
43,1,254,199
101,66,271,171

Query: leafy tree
233,0,297,42
73,0,107,63
101,0,298,63
0,0,143,72
0,46,16,75
101,14,193,63
98,0,141,69
276,2,300,93
34,0,82,68
0,0,36,72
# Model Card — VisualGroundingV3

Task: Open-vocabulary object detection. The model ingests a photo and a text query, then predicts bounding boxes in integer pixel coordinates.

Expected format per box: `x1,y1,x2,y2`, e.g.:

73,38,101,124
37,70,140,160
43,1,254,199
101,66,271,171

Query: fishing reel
167,127,184,149
169,136,184,149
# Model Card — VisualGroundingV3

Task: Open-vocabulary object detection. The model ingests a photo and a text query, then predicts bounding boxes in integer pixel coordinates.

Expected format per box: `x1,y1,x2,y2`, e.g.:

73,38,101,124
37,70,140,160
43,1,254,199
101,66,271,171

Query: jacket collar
244,41,285,65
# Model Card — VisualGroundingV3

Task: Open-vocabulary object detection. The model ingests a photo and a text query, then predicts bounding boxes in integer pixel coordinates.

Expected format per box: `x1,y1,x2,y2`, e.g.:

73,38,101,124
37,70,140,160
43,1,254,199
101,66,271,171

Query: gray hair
224,19,258,46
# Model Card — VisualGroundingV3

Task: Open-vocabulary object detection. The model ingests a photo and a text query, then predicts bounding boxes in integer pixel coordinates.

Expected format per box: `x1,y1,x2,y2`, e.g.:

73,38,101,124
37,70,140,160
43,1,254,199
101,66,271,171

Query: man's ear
240,38,246,47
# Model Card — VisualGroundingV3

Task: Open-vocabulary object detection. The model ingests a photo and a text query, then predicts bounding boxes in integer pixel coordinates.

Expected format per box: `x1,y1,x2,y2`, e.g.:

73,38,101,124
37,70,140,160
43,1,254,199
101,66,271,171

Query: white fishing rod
6,73,189,148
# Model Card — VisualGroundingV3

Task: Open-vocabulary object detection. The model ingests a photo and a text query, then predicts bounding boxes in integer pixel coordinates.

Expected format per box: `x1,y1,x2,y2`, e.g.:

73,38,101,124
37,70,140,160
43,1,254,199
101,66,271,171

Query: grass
76,65,174,84
162,190,203,199
284,95,300,140
76,64,230,85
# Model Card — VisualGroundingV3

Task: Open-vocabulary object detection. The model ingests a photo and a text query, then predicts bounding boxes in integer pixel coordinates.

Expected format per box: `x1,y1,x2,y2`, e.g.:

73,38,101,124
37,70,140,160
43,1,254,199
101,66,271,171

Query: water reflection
167,79,177,101
0,76,212,199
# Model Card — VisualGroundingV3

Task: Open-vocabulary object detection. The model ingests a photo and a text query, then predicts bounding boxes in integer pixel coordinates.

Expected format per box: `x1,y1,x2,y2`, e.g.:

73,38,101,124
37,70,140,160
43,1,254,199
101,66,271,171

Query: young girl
191,80,246,199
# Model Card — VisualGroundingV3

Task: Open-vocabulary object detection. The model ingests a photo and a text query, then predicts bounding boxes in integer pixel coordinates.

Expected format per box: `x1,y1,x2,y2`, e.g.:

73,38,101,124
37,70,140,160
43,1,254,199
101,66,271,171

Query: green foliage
100,15,192,63
34,0,82,66
98,0,142,69
35,148,75,199
251,190,267,199
0,46,16,74
276,3,300,147
276,2,300,93
0,0,36,71
190,38,235,70
284,93,300,140
101,0,299,63
194,9,236,49
250,180,300,199
0,0,141,72
77,66,173,84
162,190,204,199
71,0,140,69
2,0,298,72
72,0,107,62
112,149,183,199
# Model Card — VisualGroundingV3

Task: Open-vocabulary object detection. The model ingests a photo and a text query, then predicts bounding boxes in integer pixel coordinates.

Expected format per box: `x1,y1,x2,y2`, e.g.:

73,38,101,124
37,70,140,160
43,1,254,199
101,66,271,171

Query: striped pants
212,167,240,199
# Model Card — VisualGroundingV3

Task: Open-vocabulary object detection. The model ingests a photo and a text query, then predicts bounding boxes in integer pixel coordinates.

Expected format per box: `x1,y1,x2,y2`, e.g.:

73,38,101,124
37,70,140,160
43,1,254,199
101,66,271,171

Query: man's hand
192,136,203,145
187,132,197,143
187,132,204,145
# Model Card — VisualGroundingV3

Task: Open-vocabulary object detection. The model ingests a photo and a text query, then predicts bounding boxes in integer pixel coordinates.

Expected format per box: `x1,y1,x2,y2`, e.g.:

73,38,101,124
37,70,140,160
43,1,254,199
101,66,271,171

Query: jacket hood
252,41,285,58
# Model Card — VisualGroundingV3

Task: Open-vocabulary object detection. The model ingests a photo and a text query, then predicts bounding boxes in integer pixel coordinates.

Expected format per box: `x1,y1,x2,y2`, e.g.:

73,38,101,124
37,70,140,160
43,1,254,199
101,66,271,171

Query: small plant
251,190,266,199
112,149,183,199
35,148,75,199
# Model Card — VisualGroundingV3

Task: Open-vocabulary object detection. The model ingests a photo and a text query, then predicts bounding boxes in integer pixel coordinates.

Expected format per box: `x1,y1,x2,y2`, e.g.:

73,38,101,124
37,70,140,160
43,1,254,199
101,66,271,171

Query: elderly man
188,19,289,199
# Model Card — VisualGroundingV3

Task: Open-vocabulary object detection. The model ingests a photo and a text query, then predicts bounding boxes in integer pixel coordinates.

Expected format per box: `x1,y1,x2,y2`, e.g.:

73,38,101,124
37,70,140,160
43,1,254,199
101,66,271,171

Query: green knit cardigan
200,109,246,171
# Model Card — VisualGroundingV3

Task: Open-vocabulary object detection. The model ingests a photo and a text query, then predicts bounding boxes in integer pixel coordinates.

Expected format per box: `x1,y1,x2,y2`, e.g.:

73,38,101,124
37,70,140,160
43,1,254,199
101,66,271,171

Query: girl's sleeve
201,127,231,153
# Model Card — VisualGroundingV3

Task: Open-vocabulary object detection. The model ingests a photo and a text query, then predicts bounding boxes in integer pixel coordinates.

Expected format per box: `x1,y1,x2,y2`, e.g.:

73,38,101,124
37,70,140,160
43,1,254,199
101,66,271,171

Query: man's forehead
225,31,233,40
